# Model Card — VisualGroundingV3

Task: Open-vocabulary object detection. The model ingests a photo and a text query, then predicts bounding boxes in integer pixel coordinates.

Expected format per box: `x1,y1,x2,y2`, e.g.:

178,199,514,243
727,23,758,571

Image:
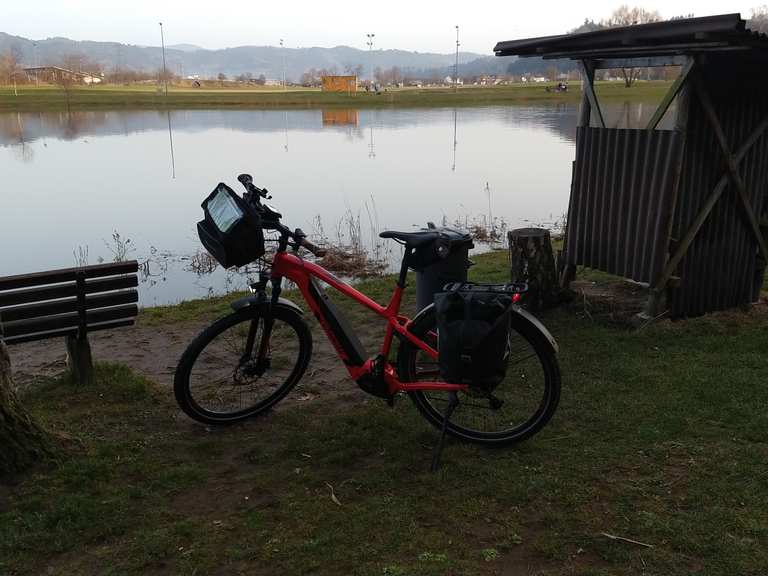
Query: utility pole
159,22,168,96
454,25,460,92
366,33,375,87
33,42,39,86
280,39,286,91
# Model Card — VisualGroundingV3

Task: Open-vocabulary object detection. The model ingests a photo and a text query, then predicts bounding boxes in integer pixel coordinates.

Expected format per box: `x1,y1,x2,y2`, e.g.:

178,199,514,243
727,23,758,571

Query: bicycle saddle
379,229,440,248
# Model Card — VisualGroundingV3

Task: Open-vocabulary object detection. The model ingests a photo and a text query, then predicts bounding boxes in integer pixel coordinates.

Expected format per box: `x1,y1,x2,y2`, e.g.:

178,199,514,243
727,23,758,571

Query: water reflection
322,109,359,127
452,108,457,172
1,103,661,305
0,106,588,148
166,111,176,179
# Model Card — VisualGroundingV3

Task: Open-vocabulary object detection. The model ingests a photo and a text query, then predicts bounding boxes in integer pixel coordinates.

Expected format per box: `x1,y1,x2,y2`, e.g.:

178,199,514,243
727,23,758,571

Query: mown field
1,251,766,575
0,81,672,112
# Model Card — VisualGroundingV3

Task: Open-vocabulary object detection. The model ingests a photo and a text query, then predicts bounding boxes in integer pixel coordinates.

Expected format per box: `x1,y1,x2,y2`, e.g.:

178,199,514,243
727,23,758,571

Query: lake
0,102,669,305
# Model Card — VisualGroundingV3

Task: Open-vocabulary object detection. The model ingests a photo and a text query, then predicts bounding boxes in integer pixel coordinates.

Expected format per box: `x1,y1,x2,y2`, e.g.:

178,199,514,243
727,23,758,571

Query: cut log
508,228,561,310
0,340,53,478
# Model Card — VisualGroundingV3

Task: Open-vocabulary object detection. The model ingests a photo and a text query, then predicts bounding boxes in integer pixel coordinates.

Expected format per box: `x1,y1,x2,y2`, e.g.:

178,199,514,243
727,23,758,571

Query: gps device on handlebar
197,182,265,268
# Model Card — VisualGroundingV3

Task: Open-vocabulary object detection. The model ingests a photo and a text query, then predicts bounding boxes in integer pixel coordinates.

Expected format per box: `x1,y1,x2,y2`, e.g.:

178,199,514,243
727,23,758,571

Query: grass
2,251,767,575
0,81,673,112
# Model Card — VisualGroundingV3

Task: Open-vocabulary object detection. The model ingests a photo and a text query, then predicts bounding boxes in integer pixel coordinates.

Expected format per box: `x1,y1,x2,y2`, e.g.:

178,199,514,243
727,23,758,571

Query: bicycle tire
174,305,312,425
397,304,560,446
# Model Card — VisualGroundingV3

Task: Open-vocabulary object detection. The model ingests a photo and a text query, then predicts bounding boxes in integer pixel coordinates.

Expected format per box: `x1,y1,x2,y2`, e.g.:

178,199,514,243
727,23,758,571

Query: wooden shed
321,75,357,93
495,14,768,318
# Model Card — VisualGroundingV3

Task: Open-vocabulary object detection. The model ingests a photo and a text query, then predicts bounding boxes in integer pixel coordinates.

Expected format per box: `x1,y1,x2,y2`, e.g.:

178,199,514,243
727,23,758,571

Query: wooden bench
0,261,139,384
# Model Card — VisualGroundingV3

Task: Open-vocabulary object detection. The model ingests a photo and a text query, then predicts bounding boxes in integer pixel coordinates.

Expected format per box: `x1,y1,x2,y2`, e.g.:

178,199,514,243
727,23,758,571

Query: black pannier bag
434,283,523,392
197,183,265,268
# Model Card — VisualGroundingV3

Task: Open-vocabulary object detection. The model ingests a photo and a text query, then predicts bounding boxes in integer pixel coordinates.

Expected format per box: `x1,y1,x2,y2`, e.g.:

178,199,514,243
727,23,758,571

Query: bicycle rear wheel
397,305,560,446
174,305,312,425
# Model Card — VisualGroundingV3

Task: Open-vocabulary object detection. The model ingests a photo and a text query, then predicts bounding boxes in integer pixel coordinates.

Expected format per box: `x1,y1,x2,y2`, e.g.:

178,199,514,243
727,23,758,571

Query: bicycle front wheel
174,305,312,425
397,305,560,446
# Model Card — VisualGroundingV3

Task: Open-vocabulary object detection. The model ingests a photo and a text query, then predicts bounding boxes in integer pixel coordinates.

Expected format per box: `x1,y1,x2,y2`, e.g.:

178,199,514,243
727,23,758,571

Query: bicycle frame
270,250,467,396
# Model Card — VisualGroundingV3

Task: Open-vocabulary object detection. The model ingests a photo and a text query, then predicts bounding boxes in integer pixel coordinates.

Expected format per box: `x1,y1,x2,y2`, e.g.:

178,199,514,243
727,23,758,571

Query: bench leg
66,335,94,385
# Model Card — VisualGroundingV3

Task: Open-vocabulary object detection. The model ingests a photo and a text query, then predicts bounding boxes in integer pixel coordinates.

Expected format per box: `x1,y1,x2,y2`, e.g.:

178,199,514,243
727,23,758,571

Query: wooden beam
695,75,768,261
595,55,688,69
652,176,729,292
646,57,694,131
578,60,605,128
653,76,768,292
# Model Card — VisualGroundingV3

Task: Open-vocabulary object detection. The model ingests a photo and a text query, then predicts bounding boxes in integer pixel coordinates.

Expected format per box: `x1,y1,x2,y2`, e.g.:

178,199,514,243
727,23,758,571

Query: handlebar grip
300,237,327,258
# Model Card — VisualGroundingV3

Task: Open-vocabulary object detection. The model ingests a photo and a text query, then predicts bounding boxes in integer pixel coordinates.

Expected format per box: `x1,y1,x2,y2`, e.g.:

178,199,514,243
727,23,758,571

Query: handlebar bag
434,283,516,392
197,183,264,268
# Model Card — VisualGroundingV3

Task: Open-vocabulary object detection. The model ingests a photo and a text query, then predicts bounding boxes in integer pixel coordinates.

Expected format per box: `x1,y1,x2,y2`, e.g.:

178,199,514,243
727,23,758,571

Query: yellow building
321,75,357,93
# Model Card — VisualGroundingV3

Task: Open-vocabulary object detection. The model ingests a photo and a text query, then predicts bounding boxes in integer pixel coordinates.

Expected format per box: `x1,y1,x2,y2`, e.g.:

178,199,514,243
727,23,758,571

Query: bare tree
601,5,662,87
53,69,77,111
217,72,227,86
749,5,768,33
0,49,21,86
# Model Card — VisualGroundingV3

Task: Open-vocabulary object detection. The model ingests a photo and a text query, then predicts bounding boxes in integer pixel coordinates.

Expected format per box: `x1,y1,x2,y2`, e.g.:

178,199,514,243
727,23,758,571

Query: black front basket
197,182,264,269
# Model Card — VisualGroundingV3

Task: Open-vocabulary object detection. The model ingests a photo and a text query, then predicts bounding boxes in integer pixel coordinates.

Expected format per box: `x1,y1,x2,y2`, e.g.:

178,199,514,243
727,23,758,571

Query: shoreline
0,81,672,112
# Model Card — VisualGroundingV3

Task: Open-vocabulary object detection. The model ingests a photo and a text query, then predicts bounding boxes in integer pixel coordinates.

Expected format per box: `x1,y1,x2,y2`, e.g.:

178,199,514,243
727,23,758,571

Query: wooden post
65,334,94,386
67,270,94,385
0,339,53,477
508,228,560,310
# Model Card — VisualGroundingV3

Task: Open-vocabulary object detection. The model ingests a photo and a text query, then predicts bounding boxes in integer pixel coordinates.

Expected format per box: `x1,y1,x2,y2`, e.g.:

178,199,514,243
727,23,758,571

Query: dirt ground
7,278,650,395
7,305,388,410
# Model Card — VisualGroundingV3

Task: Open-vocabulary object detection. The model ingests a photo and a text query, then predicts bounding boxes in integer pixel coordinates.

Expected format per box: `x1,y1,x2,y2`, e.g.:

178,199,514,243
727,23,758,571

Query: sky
2,0,760,54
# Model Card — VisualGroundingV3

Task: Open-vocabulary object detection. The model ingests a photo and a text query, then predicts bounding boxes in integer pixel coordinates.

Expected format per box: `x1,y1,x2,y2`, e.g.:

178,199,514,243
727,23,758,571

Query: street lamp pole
280,39,286,91
454,25,460,92
33,42,39,86
159,22,168,96
366,33,375,86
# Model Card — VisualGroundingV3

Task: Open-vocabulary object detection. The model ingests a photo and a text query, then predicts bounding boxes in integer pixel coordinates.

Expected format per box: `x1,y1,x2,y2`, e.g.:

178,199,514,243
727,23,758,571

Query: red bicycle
174,175,561,446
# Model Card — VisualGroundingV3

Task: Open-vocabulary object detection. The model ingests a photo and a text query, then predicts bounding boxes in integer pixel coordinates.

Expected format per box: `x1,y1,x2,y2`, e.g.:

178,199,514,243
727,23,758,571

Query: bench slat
0,261,139,292
3,319,136,346
1,304,138,339
0,290,138,323
0,275,139,308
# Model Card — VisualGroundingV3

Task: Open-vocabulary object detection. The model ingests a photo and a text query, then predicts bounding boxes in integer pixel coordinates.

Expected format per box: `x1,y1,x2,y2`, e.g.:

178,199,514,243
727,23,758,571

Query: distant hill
167,43,205,53
0,32,488,81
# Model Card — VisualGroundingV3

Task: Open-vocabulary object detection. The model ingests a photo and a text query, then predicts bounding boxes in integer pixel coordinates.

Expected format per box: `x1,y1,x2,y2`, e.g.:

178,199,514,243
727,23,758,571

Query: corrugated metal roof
494,13,768,59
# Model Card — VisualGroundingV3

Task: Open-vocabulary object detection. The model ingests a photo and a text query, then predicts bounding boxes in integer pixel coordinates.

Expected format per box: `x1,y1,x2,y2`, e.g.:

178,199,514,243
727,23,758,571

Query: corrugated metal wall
564,57,768,318
669,58,768,317
565,127,683,284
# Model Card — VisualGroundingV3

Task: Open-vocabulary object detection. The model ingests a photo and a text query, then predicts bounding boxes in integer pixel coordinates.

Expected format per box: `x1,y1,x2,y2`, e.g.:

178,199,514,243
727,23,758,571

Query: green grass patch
3,251,767,575
0,81,672,112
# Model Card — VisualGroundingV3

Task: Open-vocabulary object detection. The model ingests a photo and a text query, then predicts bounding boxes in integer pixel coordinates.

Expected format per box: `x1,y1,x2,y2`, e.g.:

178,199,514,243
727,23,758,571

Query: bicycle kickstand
430,391,460,473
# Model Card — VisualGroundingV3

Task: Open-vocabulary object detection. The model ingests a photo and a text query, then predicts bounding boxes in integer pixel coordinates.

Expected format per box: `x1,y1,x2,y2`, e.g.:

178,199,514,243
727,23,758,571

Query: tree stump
66,335,94,386
508,228,561,310
0,340,53,478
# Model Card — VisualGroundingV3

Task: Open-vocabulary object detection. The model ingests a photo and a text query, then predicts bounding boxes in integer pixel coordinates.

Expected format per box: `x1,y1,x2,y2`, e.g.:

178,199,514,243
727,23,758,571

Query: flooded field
0,102,669,305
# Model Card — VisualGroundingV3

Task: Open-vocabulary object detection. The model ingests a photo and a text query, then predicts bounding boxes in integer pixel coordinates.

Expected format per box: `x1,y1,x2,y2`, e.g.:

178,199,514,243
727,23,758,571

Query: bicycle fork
241,275,281,374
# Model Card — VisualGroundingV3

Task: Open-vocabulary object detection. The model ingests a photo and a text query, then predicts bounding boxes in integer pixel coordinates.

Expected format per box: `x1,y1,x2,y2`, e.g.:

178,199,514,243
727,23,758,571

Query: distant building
321,75,357,93
23,66,102,85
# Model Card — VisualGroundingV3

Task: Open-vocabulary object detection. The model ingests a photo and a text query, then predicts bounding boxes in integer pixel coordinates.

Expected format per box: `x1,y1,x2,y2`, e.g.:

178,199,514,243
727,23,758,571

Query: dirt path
8,312,385,409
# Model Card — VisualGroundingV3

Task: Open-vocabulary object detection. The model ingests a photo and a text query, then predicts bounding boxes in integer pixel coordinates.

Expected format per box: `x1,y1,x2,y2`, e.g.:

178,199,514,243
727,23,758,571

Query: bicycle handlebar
298,236,327,258
237,174,326,258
